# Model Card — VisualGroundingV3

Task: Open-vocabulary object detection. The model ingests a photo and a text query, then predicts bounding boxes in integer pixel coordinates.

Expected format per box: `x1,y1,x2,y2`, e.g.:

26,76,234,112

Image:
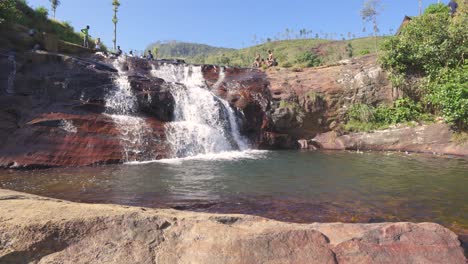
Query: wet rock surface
0,189,465,264
0,52,274,168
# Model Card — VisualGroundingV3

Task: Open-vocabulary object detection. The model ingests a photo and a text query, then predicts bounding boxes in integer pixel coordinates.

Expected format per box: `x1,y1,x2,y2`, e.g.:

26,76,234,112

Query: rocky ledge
0,189,465,264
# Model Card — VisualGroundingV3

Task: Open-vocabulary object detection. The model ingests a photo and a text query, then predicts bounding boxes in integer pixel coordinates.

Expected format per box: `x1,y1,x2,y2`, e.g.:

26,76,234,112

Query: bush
424,3,450,15
35,6,48,20
345,98,430,132
380,9,465,78
425,65,468,129
0,0,21,24
374,98,424,124
379,4,467,131
295,51,321,67
347,104,375,123
358,49,370,56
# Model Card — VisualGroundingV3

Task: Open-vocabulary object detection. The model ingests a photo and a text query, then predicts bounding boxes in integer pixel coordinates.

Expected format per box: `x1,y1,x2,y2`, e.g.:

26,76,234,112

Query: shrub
347,104,375,123
0,0,21,24
380,9,465,78
295,51,322,67
425,65,468,129
358,49,370,56
379,4,466,131
345,98,430,132
424,3,450,15
374,98,424,124
35,6,48,20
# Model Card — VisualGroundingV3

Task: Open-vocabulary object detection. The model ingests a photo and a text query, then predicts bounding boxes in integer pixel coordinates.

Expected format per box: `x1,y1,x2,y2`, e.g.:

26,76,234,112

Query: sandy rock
0,189,465,264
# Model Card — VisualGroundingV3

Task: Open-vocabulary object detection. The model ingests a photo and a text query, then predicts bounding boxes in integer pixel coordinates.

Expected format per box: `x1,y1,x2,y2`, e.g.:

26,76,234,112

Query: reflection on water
1,151,467,232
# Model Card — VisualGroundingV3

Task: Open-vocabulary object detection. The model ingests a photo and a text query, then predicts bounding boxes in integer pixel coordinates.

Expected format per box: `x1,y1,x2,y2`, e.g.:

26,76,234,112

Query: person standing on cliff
253,54,261,67
81,25,90,48
267,50,275,67
146,50,154,61
94,38,102,51
448,0,458,15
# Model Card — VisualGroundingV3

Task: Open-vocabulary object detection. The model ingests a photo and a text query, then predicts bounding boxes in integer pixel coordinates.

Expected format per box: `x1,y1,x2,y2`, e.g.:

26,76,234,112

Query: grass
1,1,106,50
452,132,468,144
184,36,388,68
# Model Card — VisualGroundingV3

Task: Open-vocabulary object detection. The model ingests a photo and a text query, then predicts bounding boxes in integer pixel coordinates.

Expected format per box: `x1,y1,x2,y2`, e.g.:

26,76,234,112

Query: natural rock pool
1,151,467,233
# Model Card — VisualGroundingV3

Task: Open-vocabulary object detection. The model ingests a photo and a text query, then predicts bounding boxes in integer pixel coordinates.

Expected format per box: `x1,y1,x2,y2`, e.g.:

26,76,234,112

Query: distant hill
146,37,387,68
190,37,388,68
146,41,234,59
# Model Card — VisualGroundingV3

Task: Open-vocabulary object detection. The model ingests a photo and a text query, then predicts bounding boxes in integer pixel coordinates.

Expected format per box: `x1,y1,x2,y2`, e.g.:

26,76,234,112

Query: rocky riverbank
0,50,466,169
0,189,465,264
0,51,272,168
265,55,468,155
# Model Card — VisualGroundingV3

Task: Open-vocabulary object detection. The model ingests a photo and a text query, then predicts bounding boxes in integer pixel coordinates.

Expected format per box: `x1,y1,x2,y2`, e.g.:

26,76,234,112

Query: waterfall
151,63,249,158
6,53,15,94
105,57,155,162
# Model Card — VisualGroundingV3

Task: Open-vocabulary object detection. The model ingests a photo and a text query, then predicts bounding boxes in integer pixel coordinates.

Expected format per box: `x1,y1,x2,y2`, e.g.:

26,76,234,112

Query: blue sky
27,0,445,51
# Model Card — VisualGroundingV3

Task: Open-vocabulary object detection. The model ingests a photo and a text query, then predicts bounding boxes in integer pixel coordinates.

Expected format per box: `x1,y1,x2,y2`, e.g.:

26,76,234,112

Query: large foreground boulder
0,189,465,264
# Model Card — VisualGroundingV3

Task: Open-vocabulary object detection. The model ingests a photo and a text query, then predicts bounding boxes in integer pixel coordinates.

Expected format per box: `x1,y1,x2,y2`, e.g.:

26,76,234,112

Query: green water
1,151,467,231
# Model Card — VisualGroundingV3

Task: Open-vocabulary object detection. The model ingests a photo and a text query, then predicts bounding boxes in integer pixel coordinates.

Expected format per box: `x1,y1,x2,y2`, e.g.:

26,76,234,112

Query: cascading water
151,64,249,158
105,57,155,162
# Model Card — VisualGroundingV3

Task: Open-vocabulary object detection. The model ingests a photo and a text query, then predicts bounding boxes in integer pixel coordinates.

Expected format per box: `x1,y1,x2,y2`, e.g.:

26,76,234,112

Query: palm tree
49,0,60,19
112,0,120,51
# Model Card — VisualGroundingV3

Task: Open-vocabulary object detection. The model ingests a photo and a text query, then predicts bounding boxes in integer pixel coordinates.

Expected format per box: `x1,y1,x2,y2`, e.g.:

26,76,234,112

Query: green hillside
146,41,234,59
147,37,387,68
0,0,102,49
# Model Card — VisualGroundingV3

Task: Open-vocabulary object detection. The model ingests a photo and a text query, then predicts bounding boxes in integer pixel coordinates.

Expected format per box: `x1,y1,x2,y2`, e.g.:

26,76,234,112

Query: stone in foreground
0,189,465,264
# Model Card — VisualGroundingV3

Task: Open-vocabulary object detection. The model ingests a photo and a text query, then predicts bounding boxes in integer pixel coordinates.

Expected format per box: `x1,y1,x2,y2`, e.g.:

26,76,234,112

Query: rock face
313,122,468,156
0,52,175,168
0,51,278,168
266,55,395,138
0,189,465,264
202,65,272,147
265,55,468,155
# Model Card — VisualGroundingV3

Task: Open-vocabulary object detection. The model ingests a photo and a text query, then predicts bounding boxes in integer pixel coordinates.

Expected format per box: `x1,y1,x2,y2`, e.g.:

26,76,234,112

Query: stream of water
105,57,156,162
1,151,466,233
151,63,249,158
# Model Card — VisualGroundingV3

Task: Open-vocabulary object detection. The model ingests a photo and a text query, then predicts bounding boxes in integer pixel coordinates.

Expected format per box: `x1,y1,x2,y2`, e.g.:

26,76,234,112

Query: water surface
1,151,467,232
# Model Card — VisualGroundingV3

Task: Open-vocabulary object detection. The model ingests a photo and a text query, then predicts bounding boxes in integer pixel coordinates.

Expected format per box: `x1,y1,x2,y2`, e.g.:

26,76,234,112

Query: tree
49,0,60,19
0,0,21,24
112,0,120,51
361,0,381,52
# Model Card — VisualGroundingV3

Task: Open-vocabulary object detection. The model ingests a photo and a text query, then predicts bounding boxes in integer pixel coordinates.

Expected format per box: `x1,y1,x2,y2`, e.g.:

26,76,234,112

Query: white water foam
106,57,155,162
151,64,249,159
126,150,269,165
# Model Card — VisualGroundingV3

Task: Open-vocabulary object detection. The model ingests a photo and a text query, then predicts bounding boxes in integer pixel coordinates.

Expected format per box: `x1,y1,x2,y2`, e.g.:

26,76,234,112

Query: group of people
253,50,277,68
80,25,158,61
80,25,126,58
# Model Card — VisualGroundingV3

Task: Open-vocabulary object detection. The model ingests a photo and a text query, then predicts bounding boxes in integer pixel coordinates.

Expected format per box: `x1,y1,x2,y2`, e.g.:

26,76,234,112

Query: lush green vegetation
146,41,234,60
346,3,467,132
145,37,386,68
189,37,386,67
0,0,102,49
345,98,433,132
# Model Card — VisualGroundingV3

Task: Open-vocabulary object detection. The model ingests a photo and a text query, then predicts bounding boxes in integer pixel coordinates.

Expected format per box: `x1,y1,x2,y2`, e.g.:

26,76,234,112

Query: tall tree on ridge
49,0,60,19
361,0,382,52
112,0,120,51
